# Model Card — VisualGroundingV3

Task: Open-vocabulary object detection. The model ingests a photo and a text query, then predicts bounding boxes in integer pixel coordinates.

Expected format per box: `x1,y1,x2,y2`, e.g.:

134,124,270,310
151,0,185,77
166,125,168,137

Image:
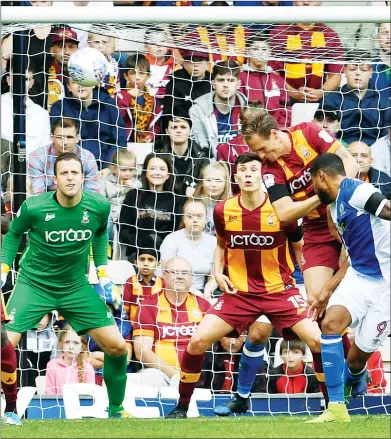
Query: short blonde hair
241,108,279,141
110,149,137,167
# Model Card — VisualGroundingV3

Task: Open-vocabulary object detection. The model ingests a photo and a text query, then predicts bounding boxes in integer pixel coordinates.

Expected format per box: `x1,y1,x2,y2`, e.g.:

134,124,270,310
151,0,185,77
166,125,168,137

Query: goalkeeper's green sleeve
91,230,109,268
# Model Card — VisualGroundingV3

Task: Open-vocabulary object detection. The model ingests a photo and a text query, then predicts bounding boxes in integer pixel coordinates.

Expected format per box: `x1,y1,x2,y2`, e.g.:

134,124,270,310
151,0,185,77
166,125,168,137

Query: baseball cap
207,0,233,5
50,26,79,46
181,49,209,61
314,106,341,122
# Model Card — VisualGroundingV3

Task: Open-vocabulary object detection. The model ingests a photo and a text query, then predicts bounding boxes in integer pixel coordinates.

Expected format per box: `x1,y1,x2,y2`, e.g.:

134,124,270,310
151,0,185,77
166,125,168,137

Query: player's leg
302,241,351,403
1,322,21,426
167,313,234,418
58,284,128,418
214,318,273,417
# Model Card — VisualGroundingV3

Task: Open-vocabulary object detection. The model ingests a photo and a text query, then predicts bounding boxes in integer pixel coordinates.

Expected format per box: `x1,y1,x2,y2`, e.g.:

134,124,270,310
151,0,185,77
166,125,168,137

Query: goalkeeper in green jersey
1,152,129,418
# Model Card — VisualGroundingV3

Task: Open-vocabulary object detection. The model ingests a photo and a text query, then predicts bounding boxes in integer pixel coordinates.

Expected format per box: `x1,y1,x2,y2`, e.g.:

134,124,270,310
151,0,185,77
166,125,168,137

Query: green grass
2,416,390,438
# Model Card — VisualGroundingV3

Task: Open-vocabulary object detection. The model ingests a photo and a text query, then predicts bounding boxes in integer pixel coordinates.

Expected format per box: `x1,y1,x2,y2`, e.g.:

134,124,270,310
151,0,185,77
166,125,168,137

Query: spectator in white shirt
160,199,218,299
1,60,51,158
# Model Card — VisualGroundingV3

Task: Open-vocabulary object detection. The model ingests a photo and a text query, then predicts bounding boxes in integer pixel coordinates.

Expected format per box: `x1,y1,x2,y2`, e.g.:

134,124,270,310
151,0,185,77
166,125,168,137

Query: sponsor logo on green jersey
45,229,93,243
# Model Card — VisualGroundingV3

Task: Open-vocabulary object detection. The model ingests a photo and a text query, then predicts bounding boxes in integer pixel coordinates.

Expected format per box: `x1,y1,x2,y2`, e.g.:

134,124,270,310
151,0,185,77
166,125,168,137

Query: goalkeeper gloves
96,265,122,311
0,263,10,289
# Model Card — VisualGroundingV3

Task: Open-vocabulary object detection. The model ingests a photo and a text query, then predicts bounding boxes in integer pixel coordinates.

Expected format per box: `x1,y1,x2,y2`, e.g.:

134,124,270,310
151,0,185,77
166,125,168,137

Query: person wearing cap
312,106,346,146
155,109,211,196
162,49,211,132
320,53,390,146
47,25,79,112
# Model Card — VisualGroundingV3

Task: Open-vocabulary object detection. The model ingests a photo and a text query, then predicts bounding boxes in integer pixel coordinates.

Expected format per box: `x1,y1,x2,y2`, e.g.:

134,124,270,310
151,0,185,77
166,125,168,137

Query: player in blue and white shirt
307,153,391,424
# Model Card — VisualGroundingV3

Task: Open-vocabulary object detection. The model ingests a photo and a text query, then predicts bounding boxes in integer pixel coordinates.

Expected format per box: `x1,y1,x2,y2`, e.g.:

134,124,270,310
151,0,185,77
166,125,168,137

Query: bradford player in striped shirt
167,153,323,419
242,109,360,404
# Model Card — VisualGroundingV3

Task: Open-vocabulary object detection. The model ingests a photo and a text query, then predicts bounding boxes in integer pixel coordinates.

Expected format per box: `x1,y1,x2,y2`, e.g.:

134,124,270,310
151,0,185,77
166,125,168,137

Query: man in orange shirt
167,153,322,418
133,257,210,389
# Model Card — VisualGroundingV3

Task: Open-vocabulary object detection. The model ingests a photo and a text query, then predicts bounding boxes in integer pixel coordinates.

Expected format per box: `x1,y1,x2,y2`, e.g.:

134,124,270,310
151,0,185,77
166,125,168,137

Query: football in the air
68,47,108,87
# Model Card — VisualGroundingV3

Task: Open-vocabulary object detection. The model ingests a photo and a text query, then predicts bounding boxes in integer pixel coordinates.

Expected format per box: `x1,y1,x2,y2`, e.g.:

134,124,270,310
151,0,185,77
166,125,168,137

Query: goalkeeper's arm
1,201,32,286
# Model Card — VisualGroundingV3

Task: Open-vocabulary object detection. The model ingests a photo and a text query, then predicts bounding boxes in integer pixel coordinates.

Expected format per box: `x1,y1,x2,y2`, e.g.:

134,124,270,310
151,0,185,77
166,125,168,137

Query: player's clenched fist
215,273,238,295
96,265,123,310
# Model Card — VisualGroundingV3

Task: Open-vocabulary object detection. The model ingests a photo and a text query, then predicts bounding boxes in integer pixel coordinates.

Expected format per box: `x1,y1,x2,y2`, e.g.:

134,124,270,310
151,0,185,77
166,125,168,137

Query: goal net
1,4,390,419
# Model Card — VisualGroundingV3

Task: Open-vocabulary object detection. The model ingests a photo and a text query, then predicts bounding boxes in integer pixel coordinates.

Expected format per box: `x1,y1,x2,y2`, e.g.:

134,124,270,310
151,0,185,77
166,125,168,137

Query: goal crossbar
2,5,390,24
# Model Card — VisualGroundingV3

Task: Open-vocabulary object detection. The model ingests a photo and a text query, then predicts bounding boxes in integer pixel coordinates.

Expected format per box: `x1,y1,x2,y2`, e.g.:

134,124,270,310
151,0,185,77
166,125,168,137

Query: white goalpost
1,1,390,420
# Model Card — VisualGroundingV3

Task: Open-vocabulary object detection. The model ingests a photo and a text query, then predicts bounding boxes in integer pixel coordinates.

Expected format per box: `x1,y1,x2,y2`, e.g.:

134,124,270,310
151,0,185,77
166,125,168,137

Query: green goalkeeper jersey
1,191,111,293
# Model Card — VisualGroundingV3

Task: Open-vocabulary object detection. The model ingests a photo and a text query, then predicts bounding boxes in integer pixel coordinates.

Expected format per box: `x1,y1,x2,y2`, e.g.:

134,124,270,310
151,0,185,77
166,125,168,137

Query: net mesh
1,15,390,419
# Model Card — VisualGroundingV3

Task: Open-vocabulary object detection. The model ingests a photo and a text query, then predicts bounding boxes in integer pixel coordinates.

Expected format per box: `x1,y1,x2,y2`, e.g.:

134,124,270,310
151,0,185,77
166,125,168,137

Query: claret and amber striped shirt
214,193,301,294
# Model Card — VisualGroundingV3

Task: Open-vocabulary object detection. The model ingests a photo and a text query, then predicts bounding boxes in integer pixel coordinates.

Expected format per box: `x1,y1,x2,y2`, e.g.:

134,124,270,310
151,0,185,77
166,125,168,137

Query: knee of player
104,340,128,357
305,334,321,353
187,333,209,355
248,326,271,345
321,316,344,335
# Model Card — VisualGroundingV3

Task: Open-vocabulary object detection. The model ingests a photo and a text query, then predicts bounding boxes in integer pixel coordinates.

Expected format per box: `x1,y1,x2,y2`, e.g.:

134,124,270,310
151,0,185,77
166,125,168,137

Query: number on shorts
287,295,307,309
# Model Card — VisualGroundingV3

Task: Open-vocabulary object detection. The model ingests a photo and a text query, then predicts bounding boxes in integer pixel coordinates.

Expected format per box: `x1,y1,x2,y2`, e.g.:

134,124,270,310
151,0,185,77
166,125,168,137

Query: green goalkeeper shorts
5,281,116,335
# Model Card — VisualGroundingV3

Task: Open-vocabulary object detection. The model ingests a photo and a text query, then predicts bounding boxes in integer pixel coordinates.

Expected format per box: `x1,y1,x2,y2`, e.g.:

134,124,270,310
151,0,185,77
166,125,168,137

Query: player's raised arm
334,144,360,179
1,200,32,287
349,182,391,221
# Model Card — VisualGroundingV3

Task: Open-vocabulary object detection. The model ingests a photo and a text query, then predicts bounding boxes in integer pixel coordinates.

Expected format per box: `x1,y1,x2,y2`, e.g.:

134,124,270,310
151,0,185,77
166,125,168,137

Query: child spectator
103,148,140,224
347,141,391,200
162,49,211,132
193,162,231,235
239,36,291,129
267,340,319,394
312,106,344,144
144,29,176,100
119,153,183,261
50,78,127,168
160,199,217,299
45,325,95,395
47,25,79,111
190,60,248,157
155,111,210,196
269,1,344,103
133,257,210,389
28,118,100,195
321,54,391,146
123,241,164,325
1,61,51,157
88,33,119,96
116,54,162,143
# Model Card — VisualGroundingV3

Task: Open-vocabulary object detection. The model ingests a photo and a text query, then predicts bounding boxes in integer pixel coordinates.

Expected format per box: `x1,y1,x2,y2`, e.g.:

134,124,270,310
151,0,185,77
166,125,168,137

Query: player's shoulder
82,190,110,208
24,192,54,210
290,121,321,138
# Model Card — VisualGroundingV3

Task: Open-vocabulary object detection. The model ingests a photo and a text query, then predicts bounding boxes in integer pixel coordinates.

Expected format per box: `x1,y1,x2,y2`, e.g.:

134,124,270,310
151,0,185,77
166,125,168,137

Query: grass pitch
2,415,390,438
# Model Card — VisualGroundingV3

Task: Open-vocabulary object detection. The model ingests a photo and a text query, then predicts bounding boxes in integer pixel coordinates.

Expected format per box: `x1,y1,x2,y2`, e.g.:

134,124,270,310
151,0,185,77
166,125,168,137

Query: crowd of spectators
1,0,390,399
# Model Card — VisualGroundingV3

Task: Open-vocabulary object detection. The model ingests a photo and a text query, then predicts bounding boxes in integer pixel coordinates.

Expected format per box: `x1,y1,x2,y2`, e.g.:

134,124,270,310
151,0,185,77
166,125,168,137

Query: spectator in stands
45,325,95,395
371,126,391,177
347,327,387,394
50,78,127,168
192,1,250,66
1,61,51,157
311,106,345,145
267,340,319,394
234,0,292,4
239,36,291,128
47,25,79,111
155,0,203,4
371,22,391,99
162,49,211,132
133,257,211,389
155,111,210,196
123,241,165,325
160,199,218,299
269,1,344,103
28,118,100,195
116,54,162,143
144,29,176,101
321,55,391,146
326,1,376,55
88,33,119,96
119,153,182,261
190,60,248,157
348,141,391,200
193,162,231,235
